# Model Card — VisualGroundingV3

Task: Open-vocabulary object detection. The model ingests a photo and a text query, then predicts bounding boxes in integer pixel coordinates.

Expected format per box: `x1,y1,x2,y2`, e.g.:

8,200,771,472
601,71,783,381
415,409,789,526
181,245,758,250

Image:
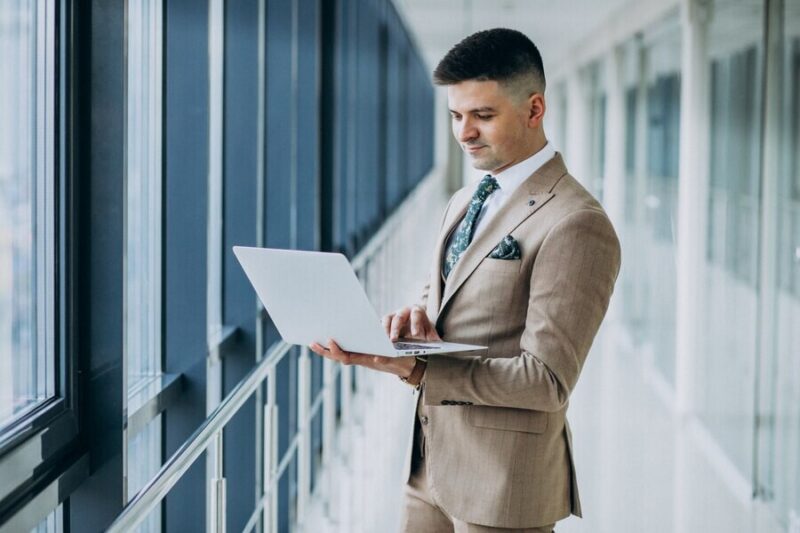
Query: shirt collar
485,142,556,195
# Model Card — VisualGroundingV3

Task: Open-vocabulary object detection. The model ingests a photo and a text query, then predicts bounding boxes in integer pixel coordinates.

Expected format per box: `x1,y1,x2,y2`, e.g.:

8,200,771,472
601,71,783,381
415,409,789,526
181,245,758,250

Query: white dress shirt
445,142,556,253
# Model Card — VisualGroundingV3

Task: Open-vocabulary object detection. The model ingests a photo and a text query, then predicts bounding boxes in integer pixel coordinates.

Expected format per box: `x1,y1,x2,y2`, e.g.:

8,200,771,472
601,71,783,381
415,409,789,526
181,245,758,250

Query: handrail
107,341,293,533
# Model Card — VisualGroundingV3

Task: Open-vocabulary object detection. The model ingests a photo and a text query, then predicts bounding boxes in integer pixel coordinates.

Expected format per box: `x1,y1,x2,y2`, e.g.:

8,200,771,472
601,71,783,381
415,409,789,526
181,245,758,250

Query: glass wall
696,0,764,480
644,17,681,387
0,0,55,431
766,0,800,526
620,13,681,387
620,39,645,342
587,62,606,203
125,1,163,531
0,0,432,527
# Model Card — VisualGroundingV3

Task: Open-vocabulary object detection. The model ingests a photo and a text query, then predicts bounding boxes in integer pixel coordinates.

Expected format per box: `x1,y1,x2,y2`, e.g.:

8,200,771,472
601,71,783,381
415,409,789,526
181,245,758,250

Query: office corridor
1,0,799,531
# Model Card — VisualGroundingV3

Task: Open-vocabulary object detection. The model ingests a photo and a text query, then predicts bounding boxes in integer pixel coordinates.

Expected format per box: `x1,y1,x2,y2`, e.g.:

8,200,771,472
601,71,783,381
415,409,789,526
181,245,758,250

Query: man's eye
476,114,493,120
451,114,462,120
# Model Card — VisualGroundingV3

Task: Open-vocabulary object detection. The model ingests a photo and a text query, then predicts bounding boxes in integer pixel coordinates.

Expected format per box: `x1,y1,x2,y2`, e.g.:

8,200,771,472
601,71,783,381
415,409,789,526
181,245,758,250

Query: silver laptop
232,246,486,357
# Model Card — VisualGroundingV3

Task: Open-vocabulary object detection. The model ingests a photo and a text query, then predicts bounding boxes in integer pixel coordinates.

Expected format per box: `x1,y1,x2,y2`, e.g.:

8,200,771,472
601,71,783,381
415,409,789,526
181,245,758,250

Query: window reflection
696,0,764,481
770,1,800,524
0,0,56,431
125,1,163,531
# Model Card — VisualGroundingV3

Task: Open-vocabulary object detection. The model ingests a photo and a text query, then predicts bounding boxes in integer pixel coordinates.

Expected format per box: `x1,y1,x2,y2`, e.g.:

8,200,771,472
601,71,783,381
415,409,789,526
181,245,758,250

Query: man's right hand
382,305,441,342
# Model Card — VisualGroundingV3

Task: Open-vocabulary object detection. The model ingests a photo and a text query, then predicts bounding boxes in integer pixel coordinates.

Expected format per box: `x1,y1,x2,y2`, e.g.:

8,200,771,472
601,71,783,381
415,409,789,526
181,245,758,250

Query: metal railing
107,168,448,533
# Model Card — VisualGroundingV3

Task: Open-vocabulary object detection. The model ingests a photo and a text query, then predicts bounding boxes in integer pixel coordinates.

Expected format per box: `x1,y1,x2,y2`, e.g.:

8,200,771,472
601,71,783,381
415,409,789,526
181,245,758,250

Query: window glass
126,0,163,390
30,504,62,533
586,62,606,202
696,0,764,480
0,0,56,431
125,2,163,531
642,14,681,385
619,38,648,342
769,0,800,525
127,416,162,532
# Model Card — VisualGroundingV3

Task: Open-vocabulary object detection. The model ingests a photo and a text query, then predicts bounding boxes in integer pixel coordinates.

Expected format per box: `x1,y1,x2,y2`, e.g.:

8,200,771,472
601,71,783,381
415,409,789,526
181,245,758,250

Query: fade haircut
433,28,546,102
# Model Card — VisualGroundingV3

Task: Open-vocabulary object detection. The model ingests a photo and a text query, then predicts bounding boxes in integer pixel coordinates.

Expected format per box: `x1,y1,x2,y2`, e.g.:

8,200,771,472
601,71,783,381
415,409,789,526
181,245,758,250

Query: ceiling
394,0,636,76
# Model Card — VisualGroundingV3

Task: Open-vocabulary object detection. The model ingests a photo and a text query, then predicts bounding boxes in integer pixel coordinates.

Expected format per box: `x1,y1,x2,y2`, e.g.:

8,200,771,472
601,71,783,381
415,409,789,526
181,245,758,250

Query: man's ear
527,93,546,128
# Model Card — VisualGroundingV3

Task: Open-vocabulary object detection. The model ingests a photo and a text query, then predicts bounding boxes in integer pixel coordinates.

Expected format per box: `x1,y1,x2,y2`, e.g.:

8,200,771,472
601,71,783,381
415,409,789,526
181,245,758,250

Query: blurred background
0,0,798,532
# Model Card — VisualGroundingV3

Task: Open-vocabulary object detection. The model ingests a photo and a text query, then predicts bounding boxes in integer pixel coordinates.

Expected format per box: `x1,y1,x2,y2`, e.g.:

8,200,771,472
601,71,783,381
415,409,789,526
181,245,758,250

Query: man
309,28,621,533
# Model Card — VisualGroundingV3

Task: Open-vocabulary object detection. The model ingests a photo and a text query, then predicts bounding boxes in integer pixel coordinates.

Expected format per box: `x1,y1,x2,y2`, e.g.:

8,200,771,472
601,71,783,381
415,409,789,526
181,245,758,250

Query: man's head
434,28,547,174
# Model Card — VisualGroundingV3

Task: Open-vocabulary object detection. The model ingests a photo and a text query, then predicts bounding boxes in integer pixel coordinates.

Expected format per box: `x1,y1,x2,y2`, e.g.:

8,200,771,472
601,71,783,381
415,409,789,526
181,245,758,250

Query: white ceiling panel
395,0,635,72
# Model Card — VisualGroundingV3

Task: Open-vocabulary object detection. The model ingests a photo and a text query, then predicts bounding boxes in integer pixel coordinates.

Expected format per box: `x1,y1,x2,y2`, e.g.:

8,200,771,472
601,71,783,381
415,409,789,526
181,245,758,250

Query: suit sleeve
422,208,622,412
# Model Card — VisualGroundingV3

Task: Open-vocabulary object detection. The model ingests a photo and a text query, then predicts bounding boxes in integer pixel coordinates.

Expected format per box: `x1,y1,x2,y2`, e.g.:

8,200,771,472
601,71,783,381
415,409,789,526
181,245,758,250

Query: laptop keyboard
393,342,441,350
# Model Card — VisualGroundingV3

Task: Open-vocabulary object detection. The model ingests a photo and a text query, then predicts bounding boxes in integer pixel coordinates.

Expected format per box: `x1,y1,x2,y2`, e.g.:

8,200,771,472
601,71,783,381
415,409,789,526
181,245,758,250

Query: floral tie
443,174,500,279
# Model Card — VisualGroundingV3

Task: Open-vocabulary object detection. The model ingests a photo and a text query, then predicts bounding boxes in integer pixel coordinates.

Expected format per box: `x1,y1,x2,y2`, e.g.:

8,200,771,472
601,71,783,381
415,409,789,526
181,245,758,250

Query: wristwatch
399,355,428,389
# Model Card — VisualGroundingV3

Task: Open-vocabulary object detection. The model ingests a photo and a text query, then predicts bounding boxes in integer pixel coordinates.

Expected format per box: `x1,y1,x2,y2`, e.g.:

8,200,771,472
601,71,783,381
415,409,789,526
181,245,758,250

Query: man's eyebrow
448,107,497,114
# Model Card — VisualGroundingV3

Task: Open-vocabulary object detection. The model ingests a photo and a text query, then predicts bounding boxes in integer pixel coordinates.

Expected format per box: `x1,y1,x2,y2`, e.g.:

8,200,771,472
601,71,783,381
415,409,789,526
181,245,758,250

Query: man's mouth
466,145,486,153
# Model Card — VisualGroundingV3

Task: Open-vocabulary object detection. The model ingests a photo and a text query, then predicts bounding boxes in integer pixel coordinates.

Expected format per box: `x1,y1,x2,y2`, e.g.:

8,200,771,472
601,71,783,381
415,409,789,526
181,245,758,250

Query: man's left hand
308,339,416,379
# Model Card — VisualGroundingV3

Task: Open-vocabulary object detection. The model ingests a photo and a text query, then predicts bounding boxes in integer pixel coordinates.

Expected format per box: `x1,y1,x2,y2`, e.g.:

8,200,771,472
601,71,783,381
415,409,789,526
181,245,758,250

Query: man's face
448,80,533,175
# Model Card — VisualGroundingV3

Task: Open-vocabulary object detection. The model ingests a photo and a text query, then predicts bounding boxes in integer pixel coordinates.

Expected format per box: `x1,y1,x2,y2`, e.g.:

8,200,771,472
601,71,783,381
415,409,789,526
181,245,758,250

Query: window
767,7,800,525
707,45,761,285
0,0,56,432
695,0,765,483
125,1,163,531
639,15,681,386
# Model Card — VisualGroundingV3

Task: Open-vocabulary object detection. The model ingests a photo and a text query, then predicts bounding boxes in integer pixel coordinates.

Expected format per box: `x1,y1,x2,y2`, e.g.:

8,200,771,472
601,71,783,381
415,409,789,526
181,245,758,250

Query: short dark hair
433,28,545,93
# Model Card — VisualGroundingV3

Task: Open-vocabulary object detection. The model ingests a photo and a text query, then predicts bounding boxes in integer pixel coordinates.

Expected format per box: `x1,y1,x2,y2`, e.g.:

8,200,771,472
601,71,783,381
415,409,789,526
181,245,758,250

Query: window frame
0,0,87,526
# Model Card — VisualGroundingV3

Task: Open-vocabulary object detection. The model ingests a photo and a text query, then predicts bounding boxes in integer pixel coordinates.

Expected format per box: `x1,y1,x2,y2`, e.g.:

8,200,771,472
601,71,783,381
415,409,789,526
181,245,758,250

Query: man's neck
491,137,549,175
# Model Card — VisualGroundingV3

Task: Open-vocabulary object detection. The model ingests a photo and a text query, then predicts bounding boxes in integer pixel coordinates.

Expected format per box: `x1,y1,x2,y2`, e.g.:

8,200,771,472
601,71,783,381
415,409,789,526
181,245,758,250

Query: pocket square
489,235,521,260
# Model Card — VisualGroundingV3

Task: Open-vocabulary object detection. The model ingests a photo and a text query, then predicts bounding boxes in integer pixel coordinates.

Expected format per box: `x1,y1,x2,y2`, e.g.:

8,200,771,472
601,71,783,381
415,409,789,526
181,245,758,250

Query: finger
325,339,354,365
309,343,346,365
418,315,440,341
410,307,427,338
381,313,394,336
309,342,326,353
390,307,411,341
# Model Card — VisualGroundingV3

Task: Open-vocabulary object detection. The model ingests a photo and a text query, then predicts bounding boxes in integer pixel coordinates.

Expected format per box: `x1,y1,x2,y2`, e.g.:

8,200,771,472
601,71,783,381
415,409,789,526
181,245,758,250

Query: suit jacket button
420,416,429,425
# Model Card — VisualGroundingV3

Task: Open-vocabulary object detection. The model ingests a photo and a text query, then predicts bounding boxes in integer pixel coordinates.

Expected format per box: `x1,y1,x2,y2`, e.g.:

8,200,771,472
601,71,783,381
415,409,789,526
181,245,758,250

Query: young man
310,28,621,532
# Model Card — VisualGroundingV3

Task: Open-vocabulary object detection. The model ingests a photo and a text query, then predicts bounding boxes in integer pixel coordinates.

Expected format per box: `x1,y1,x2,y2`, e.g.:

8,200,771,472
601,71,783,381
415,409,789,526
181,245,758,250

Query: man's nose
456,119,478,143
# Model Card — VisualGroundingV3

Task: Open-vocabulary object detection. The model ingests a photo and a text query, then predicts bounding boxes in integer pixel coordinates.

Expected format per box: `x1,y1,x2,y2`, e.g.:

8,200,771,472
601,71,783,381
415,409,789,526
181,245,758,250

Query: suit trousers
400,418,556,533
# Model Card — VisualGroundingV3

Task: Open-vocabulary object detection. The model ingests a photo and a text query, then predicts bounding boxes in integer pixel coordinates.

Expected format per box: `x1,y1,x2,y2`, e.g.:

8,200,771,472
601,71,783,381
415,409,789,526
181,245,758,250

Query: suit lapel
427,191,470,316
435,153,568,323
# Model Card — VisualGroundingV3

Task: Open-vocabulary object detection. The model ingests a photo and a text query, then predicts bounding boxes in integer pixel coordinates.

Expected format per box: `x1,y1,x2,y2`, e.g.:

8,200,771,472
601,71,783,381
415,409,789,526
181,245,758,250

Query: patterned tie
443,174,500,279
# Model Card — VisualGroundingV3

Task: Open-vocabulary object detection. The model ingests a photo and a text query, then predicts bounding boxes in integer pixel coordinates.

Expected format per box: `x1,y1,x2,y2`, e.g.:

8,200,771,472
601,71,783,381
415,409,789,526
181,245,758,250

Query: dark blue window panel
162,0,211,530
265,0,294,254
222,0,261,530
296,0,321,252
67,1,127,530
319,0,337,252
385,23,402,211
355,0,381,246
343,0,358,254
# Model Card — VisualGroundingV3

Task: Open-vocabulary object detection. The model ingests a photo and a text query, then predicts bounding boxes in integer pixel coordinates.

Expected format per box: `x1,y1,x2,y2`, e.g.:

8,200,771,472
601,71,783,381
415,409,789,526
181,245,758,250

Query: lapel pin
528,199,536,206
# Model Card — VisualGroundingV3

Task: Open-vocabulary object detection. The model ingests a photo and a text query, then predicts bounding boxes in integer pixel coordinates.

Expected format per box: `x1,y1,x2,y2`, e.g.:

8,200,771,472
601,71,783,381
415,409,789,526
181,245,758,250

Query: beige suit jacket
405,153,621,528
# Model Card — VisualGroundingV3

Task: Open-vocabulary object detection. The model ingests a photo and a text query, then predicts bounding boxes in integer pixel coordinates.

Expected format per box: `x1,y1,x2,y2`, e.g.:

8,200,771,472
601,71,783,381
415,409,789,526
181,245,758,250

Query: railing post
321,358,336,522
296,346,311,527
209,431,226,533
263,365,278,533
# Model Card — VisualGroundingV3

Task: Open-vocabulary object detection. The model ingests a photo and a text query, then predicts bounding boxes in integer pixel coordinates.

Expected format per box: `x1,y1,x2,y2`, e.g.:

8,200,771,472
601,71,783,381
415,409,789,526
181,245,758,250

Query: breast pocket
467,405,548,434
